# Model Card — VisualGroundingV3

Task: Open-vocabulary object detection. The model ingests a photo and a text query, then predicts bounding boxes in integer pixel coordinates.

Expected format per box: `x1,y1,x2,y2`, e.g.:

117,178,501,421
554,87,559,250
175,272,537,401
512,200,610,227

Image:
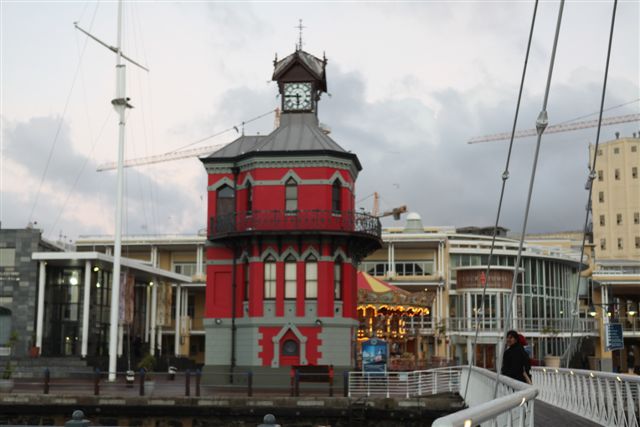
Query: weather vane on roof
295,19,306,51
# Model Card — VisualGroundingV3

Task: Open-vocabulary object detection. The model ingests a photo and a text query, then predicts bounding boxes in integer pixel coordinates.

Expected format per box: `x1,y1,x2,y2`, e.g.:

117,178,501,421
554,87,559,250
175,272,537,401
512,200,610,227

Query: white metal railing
615,317,640,334
404,316,435,332
446,317,597,334
347,366,460,398
433,366,537,427
533,366,640,427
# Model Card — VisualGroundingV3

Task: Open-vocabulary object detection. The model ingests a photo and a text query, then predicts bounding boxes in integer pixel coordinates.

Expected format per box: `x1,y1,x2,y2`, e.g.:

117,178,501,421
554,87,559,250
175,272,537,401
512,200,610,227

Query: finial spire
295,19,306,51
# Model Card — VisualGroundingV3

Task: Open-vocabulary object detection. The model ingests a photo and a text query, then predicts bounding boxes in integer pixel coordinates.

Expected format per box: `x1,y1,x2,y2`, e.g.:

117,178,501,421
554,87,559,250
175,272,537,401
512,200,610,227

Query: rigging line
48,111,114,241
166,109,277,155
566,0,618,369
462,0,539,405
493,0,566,400
28,6,99,225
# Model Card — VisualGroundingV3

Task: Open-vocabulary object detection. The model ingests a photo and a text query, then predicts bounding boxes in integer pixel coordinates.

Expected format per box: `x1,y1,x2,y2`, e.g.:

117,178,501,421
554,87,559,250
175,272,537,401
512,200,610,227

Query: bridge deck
535,400,601,427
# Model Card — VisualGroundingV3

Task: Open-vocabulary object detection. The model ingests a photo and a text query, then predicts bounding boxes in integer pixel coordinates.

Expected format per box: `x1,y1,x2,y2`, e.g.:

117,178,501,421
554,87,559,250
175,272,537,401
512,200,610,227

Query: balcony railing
209,210,381,239
446,317,597,334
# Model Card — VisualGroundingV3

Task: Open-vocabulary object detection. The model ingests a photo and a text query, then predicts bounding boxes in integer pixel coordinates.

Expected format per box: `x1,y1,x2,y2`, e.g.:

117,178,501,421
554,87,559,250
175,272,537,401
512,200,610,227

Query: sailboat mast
108,0,127,382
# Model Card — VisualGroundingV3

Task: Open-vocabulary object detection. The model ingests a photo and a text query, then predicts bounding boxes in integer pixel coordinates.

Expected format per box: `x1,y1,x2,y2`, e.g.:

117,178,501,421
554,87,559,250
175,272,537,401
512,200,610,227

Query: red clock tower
201,46,381,383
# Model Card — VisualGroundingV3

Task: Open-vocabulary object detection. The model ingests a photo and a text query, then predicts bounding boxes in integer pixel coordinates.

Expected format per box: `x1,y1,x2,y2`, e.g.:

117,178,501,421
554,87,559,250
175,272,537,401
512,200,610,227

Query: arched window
305,255,318,299
243,259,250,301
334,257,343,300
246,182,253,214
264,255,276,299
332,179,342,213
284,254,297,299
216,185,235,217
285,177,298,213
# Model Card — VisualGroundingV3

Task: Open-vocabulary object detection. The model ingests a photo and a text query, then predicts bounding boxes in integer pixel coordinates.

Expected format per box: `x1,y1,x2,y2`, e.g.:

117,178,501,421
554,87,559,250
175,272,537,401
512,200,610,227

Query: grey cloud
2,115,202,238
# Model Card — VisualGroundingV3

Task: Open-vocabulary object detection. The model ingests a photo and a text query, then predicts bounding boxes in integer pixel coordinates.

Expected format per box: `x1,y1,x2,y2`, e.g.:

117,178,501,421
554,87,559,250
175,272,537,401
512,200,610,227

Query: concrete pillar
117,325,123,357
81,261,92,358
36,261,46,353
150,281,158,355
144,285,151,343
174,284,181,356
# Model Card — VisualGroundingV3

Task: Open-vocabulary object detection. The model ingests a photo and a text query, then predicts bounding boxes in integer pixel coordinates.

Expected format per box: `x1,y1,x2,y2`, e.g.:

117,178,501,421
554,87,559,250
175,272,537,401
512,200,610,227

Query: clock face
283,82,313,111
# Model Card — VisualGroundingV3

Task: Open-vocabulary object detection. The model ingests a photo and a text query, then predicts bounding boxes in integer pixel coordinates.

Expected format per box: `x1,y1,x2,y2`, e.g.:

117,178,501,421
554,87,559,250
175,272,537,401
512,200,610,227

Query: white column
174,284,181,356
196,246,204,276
144,285,151,342
390,243,395,276
466,292,472,331
81,261,92,358
36,261,46,353
150,281,158,355
151,246,158,267
467,339,473,365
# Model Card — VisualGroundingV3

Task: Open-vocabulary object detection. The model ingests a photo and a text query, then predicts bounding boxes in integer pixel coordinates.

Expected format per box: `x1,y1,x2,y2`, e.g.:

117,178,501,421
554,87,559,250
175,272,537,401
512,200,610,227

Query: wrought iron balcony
209,210,381,240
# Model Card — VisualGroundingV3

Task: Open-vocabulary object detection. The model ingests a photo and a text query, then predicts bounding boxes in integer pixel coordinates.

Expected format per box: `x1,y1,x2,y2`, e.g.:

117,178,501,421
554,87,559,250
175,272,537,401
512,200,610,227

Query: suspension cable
565,0,618,369
462,0,539,403
493,0,566,399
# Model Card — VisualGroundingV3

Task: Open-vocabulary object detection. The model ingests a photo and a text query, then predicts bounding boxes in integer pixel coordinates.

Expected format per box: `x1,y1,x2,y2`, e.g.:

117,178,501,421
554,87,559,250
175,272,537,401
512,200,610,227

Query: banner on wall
118,271,135,325
156,282,173,327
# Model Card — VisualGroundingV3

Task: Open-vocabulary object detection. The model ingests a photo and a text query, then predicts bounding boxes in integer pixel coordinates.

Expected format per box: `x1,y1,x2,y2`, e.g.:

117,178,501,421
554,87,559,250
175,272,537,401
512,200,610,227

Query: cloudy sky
1,1,638,242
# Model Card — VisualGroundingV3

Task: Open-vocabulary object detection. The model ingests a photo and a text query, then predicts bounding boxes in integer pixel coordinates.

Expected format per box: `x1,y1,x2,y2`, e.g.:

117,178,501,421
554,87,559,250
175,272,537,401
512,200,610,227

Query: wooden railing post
139,368,145,396
195,369,201,397
43,368,50,394
185,369,191,397
94,368,100,396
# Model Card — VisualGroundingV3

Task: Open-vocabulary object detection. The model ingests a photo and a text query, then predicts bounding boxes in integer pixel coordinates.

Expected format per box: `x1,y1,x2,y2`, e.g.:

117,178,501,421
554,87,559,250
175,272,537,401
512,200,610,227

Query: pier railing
347,366,460,398
533,366,640,427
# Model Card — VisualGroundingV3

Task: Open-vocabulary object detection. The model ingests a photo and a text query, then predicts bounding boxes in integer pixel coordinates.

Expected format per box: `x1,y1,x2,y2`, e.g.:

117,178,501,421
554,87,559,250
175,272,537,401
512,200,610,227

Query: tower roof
201,113,361,170
272,49,327,92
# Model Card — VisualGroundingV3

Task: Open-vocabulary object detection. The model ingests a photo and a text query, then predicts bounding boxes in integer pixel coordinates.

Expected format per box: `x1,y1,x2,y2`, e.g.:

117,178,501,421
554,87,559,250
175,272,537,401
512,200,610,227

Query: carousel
356,272,434,370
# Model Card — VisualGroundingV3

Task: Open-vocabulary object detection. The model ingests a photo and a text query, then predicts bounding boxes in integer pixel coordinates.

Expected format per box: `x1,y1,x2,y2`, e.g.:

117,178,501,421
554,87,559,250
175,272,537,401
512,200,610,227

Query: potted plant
137,353,156,395
0,331,18,392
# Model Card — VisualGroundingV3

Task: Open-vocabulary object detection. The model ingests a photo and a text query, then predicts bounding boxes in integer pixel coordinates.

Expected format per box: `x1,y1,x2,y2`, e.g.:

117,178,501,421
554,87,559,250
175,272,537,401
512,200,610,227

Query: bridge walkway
535,400,601,427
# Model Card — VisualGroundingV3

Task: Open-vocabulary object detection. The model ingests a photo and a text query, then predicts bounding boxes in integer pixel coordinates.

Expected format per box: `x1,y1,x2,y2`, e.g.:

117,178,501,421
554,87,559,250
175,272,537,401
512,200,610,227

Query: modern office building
589,133,640,372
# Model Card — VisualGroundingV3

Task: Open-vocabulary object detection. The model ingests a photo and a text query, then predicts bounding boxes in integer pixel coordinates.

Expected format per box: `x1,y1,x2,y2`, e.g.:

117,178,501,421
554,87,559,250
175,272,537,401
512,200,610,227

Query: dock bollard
44,368,50,394
195,369,201,397
247,371,253,397
64,410,90,427
257,414,281,427
94,368,100,396
185,369,191,397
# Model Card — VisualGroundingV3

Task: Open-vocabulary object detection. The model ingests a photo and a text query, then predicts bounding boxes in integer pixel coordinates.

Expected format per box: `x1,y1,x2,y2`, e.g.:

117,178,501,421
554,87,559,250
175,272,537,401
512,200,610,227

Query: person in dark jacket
501,330,531,383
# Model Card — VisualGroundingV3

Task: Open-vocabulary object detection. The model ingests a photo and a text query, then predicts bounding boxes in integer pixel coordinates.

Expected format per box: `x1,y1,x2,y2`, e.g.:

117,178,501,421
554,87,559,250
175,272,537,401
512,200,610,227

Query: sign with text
605,323,624,352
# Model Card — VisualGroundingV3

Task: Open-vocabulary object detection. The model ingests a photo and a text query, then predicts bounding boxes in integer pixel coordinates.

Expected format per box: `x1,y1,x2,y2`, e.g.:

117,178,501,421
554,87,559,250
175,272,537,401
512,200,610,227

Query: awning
357,272,406,294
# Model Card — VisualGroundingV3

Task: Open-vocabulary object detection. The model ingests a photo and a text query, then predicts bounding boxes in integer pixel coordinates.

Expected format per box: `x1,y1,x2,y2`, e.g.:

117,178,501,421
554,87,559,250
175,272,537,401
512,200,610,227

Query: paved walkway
535,400,601,427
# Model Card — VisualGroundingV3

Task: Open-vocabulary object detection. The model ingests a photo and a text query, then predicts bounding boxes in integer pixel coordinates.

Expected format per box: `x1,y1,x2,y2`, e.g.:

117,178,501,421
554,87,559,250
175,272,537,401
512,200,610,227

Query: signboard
605,322,624,352
362,339,387,372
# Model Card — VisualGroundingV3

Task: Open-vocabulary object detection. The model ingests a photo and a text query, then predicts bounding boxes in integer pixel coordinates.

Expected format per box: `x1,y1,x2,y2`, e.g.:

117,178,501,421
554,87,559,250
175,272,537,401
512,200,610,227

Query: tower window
285,178,298,213
615,169,620,180
246,182,253,214
635,212,639,224
332,179,342,213
334,257,343,300
598,191,604,203
636,237,640,249
305,255,318,299
600,239,606,250
282,339,299,356
598,149,603,156
264,256,276,299
632,146,637,152
633,167,638,179
598,170,603,181
618,238,623,250
617,214,623,225
216,185,235,217
600,215,605,226
285,255,297,299
614,147,620,154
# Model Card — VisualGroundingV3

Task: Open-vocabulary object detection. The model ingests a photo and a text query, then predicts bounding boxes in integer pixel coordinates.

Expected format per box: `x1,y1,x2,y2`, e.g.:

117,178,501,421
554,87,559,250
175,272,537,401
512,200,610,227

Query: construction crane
467,113,640,144
371,192,407,220
96,108,278,171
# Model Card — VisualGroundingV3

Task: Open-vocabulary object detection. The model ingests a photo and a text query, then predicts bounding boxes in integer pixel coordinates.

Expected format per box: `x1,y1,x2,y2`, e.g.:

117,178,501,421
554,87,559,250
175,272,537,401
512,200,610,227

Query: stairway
0,356,95,379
